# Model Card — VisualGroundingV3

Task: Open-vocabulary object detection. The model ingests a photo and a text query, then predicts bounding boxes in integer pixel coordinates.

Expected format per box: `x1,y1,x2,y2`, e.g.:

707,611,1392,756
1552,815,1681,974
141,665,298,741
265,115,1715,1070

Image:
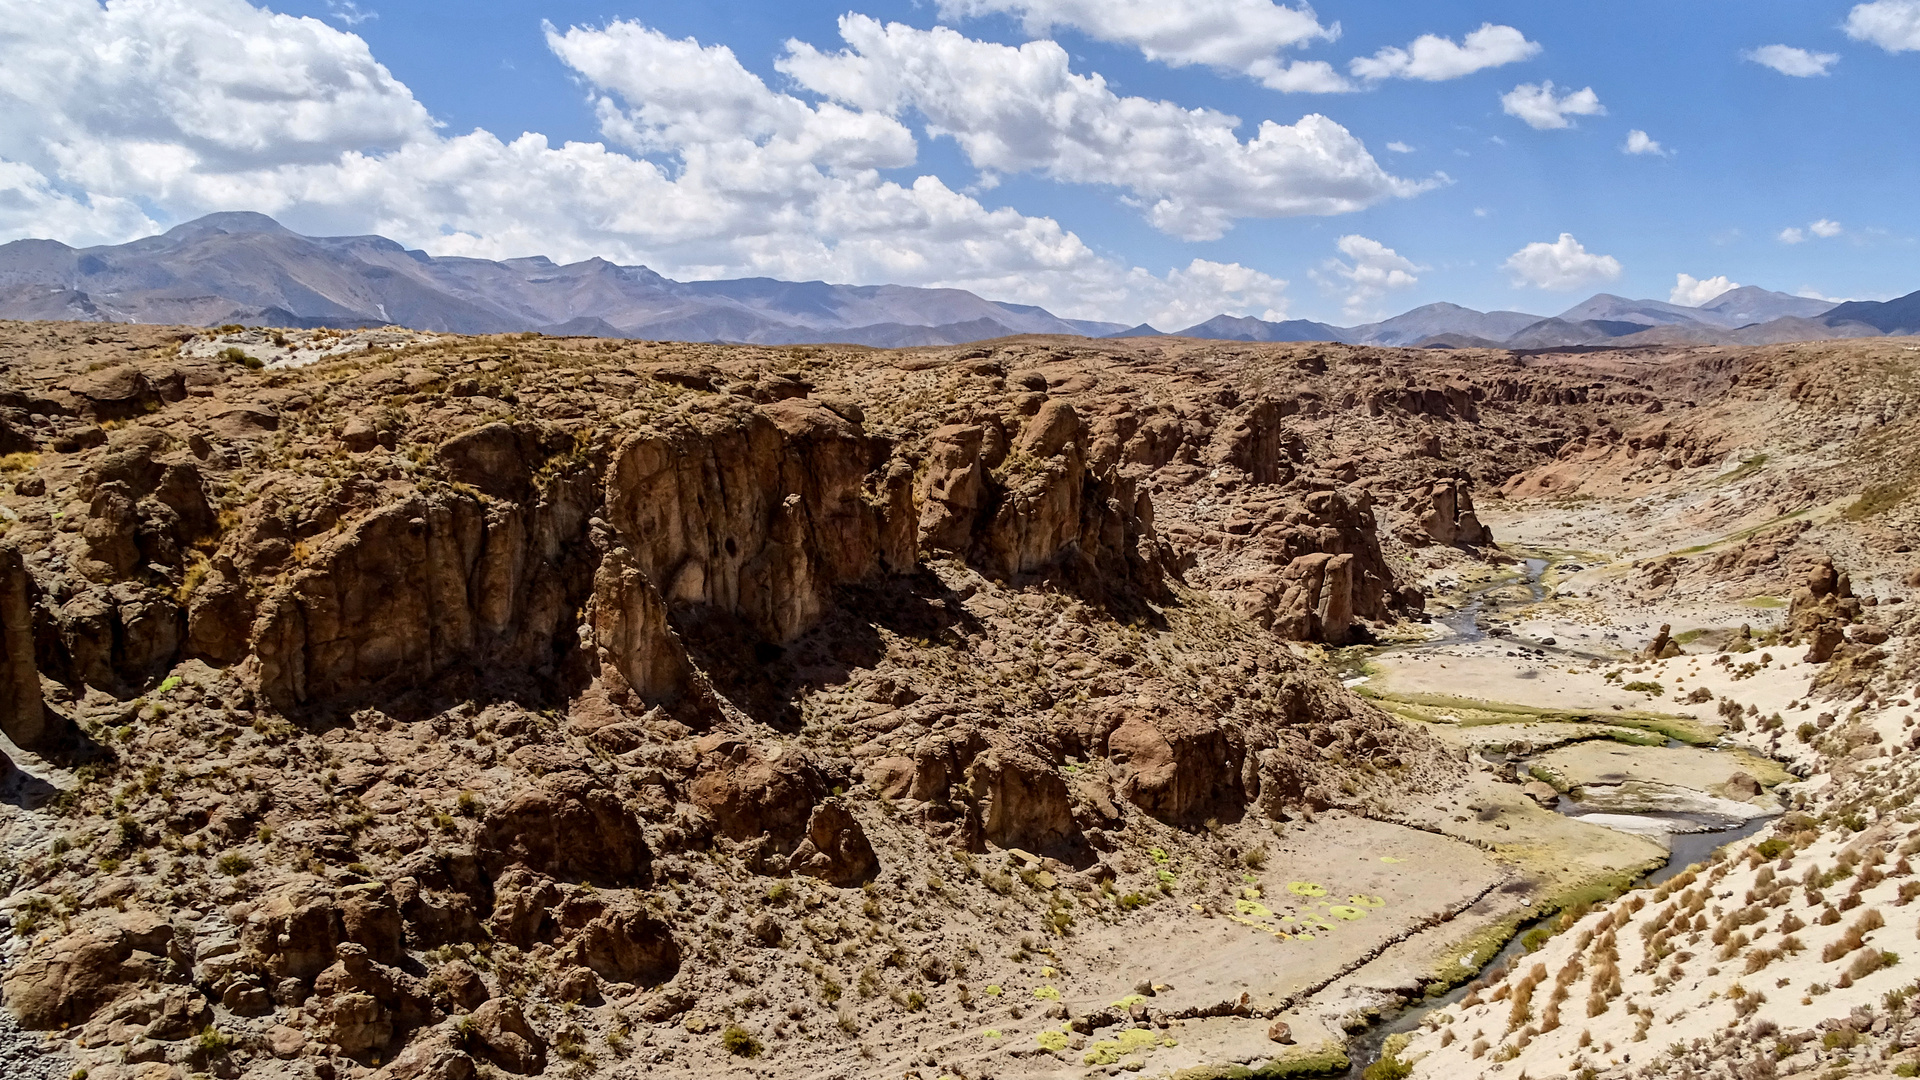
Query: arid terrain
0,321,1915,1080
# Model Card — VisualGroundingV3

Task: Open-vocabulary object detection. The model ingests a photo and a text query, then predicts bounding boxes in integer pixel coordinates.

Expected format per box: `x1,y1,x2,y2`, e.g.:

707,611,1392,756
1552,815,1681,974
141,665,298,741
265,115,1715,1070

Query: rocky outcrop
1411,480,1492,547
0,542,51,750
786,800,880,886
1214,488,1399,645
603,400,913,649
916,400,1167,603
466,998,545,1074
1791,557,1864,663
689,735,826,844
1643,624,1682,660
250,470,600,711
967,748,1078,856
2,910,180,1029
478,769,651,886
1106,712,1245,825
918,424,991,552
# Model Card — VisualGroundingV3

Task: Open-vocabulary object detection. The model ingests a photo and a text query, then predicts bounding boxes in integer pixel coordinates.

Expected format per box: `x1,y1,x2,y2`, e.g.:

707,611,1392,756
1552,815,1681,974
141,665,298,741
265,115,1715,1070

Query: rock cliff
0,322,1724,1080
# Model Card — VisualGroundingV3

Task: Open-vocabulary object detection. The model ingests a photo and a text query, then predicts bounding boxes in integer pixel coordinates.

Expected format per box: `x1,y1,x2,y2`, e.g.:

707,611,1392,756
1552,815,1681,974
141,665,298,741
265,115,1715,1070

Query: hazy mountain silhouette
0,213,1126,346
0,213,1910,349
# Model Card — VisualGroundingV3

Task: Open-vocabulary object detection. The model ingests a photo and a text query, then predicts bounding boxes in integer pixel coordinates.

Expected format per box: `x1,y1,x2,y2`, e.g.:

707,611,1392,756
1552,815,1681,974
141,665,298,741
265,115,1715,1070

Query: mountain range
1133,286,1918,350
0,212,1914,349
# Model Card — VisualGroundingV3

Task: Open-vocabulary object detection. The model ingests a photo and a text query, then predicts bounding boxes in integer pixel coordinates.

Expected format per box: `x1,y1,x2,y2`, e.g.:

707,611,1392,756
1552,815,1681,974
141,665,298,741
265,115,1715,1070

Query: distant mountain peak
162,211,298,242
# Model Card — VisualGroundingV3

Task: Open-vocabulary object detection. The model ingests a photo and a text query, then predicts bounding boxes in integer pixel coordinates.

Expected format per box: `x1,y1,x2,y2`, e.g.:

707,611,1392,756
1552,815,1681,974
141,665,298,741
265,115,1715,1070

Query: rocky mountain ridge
0,214,1125,348
5,216,1915,353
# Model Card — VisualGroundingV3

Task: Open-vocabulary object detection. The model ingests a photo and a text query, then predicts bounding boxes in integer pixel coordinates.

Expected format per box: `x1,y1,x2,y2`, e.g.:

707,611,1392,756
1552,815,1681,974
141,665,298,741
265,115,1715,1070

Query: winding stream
1338,555,1781,1077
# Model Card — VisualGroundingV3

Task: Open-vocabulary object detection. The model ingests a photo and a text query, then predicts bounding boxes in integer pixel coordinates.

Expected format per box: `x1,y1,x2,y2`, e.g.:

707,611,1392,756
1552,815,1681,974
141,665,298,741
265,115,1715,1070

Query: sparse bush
720,1024,761,1058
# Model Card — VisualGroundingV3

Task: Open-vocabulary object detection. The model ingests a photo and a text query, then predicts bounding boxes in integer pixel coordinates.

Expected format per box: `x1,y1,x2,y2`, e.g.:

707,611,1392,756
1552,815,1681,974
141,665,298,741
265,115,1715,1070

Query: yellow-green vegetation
1846,481,1911,520
1358,688,1720,745
1036,1029,1070,1053
1743,595,1787,609
0,452,38,473
1527,763,1571,792
1666,505,1814,558
1288,881,1327,897
1712,454,1768,485
1420,867,1655,996
1032,986,1060,1001
1170,1043,1351,1080
1084,1028,1176,1065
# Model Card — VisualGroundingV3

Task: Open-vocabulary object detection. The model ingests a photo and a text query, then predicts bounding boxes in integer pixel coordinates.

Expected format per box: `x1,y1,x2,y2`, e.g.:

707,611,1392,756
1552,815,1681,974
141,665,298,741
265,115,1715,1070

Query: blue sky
3,0,1916,325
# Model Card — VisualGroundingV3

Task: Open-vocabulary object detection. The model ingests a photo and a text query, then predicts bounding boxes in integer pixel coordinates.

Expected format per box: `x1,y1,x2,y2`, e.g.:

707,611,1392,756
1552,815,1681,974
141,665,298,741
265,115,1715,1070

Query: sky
2,0,1917,328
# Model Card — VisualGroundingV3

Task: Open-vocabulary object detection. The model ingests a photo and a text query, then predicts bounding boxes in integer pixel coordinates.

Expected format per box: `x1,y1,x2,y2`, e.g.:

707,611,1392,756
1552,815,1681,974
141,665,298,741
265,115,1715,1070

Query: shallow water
1342,810,1774,1077
1341,554,1779,1076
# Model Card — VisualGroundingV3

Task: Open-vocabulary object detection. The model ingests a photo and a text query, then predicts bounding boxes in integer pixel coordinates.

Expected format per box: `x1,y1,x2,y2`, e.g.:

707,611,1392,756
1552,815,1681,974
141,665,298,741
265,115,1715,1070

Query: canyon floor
0,324,1913,1080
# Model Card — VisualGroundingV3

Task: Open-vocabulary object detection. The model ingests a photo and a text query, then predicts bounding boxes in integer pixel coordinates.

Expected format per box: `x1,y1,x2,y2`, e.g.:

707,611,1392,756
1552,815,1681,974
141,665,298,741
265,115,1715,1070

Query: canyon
0,321,1913,1080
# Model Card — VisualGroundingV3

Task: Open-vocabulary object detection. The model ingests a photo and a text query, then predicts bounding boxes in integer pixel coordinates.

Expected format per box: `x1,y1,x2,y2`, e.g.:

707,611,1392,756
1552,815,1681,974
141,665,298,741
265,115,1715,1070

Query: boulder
1107,713,1244,825
466,998,545,1075
1725,772,1762,800
2,912,179,1029
436,961,491,1012
555,896,680,987
689,736,825,843
478,769,651,886
373,1032,475,1080
786,800,881,886
967,749,1077,856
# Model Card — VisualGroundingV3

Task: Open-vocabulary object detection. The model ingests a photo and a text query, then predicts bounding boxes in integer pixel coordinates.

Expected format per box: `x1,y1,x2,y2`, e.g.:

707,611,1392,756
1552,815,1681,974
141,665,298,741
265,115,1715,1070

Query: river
1338,554,1781,1078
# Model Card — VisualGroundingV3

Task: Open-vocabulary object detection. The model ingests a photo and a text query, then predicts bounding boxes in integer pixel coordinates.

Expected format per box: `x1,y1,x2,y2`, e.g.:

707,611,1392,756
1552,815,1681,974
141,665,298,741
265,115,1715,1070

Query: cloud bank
0,0,1431,326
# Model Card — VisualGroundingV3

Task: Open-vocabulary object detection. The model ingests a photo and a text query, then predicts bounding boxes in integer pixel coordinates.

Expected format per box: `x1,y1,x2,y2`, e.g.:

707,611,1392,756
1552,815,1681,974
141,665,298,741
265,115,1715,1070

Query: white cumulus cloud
1780,219,1843,244
1503,233,1623,291
1623,130,1667,156
934,0,1354,90
1743,44,1840,76
1148,258,1293,329
1670,274,1740,307
1350,24,1540,82
780,15,1433,241
1500,82,1605,130
1311,234,1421,320
0,0,1334,326
1846,0,1920,52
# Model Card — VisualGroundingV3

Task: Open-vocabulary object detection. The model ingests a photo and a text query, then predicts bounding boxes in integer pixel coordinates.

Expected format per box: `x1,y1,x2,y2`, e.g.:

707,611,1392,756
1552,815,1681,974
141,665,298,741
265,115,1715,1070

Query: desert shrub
1849,950,1898,980
720,1025,761,1058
